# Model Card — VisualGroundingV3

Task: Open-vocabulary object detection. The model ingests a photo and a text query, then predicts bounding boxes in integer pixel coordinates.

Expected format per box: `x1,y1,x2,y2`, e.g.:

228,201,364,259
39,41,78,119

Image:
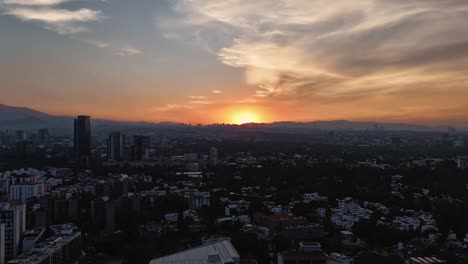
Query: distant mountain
264,120,434,131
0,104,164,134
0,104,70,130
227,120,459,132
0,104,462,135
0,104,50,120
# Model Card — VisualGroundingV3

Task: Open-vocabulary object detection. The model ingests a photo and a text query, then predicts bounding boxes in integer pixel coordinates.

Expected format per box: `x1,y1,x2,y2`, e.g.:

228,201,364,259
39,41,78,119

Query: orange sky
1,0,468,125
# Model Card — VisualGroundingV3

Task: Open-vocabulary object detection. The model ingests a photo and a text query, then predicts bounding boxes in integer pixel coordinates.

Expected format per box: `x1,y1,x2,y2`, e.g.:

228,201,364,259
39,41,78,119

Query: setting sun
231,111,261,124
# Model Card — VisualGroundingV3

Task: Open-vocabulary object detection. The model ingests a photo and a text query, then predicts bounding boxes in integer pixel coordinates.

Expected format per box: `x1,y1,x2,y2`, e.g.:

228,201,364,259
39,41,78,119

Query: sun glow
231,111,261,124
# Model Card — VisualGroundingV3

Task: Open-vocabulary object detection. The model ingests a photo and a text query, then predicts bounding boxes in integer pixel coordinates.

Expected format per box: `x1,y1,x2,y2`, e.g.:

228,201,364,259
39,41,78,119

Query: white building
0,203,25,262
149,239,240,264
9,183,45,203
188,192,211,209
331,198,372,231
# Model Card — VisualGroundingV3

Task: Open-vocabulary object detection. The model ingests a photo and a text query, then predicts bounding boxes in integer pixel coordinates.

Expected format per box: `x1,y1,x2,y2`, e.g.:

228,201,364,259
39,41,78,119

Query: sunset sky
1,0,467,125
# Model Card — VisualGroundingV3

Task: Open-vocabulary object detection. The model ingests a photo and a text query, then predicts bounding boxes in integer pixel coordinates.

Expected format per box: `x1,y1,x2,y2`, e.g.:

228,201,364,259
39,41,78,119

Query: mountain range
0,104,463,134
0,104,161,134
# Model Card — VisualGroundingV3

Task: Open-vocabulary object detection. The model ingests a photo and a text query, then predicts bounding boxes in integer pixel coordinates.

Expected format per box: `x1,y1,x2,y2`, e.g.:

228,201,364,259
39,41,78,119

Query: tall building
0,202,25,262
209,147,218,166
15,141,33,159
15,130,25,142
0,131,14,147
0,224,4,264
131,135,150,161
107,132,125,161
74,116,91,161
38,129,49,146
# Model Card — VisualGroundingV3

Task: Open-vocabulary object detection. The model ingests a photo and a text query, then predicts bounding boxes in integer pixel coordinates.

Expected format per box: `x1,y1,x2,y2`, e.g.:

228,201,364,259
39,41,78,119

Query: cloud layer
1,0,101,34
166,0,468,108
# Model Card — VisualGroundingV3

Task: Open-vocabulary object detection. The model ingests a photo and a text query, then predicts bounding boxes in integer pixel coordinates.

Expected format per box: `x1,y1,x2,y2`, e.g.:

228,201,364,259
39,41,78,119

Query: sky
1,0,467,125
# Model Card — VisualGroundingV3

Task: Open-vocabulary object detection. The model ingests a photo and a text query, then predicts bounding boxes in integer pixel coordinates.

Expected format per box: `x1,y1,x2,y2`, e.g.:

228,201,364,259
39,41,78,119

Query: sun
231,111,261,124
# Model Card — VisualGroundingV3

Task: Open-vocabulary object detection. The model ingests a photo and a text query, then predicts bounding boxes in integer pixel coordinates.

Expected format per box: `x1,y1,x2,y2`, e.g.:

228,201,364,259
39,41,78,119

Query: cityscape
0,113,467,264
1,0,468,264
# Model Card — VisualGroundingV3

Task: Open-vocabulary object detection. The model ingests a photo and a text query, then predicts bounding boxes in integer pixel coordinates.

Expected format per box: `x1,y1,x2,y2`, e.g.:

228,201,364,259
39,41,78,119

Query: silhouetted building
74,116,91,161
209,147,218,166
29,133,38,147
105,203,116,234
131,135,150,161
107,132,125,161
0,224,4,264
15,141,33,159
15,130,25,142
391,137,401,146
0,131,14,147
457,157,468,170
54,200,68,224
38,128,49,146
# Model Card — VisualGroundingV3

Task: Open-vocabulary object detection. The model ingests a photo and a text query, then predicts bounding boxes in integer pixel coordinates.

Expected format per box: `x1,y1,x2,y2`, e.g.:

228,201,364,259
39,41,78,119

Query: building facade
107,132,125,161
0,203,25,262
74,116,91,161
131,135,150,161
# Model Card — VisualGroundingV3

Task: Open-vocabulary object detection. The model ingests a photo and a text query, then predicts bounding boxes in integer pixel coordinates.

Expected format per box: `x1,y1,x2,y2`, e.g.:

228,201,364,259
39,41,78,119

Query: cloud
152,104,193,112
189,100,213,105
188,95,207,99
2,0,103,34
2,0,69,5
4,7,100,22
165,0,468,104
85,39,109,48
116,46,142,56
211,90,222,94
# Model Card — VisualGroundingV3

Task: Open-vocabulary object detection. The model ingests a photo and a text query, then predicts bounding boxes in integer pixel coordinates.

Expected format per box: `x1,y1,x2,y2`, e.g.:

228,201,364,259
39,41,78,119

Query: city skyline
1,0,468,125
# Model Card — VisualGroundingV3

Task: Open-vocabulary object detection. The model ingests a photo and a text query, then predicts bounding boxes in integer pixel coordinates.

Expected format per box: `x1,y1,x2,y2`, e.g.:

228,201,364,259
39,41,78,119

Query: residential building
457,157,468,170
0,202,25,261
149,238,240,264
1,224,4,264
209,147,218,166
187,191,210,209
278,242,328,264
7,224,81,264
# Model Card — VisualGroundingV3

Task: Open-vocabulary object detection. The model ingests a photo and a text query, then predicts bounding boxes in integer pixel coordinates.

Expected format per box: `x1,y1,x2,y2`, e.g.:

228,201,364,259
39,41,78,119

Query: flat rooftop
150,239,240,264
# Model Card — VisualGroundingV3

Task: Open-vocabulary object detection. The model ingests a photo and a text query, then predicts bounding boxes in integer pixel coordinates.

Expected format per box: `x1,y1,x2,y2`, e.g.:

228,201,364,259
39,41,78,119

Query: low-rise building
7,224,81,264
278,242,328,264
149,238,240,264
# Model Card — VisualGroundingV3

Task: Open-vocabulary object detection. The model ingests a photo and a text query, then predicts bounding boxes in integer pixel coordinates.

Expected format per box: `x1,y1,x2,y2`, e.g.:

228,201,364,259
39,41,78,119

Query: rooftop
149,239,240,264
